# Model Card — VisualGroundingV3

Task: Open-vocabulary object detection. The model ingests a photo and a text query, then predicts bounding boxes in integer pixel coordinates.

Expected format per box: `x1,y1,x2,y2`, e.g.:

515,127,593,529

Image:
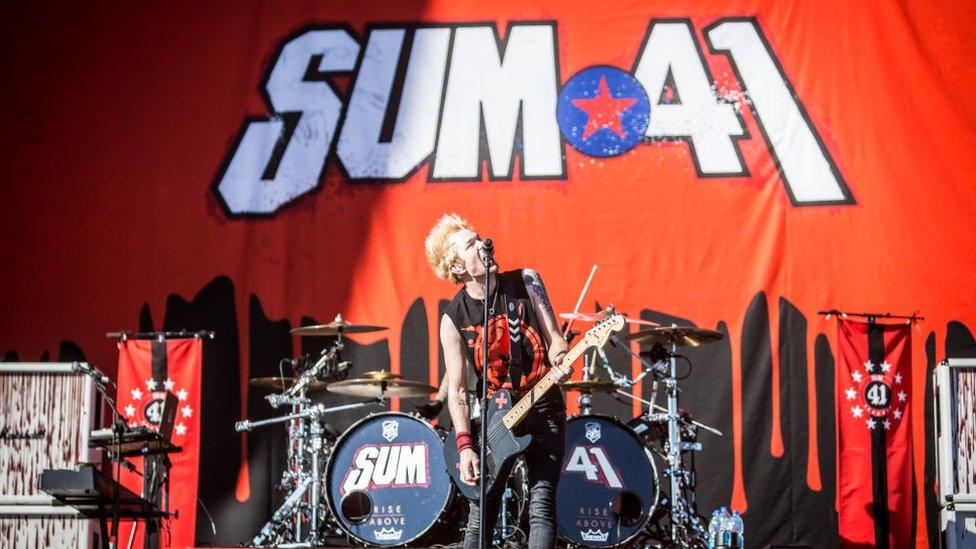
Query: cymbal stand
243,392,383,547
577,349,600,416
661,337,706,548
266,340,342,409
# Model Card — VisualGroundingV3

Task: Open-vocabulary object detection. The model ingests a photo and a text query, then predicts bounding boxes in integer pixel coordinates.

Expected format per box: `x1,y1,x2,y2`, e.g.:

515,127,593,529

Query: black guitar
443,314,625,502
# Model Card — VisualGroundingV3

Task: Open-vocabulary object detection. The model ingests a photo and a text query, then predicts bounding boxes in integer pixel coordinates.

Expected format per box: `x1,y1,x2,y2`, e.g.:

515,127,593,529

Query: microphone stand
478,246,493,549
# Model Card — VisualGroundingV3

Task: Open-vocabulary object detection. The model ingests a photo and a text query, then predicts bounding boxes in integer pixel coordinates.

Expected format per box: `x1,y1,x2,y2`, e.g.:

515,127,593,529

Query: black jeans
463,394,566,549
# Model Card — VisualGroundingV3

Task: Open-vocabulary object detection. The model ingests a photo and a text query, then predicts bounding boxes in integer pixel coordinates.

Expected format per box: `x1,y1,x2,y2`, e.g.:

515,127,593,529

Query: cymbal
360,370,400,381
249,376,330,392
560,378,620,394
326,378,437,399
559,312,659,327
624,326,724,347
290,314,387,336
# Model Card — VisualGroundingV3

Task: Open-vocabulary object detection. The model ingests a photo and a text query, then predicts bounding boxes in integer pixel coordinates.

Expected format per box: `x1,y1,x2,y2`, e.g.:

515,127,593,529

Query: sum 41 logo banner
214,18,853,216
116,338,203,548
836,320,913,548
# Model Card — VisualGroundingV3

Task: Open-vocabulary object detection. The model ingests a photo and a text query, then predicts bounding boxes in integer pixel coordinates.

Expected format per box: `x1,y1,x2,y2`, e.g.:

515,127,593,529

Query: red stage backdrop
2,1,975,547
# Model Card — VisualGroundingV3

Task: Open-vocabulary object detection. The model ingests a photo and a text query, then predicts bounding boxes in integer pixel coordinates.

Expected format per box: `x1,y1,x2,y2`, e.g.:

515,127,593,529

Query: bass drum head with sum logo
556,415,658,547
325,412,452,546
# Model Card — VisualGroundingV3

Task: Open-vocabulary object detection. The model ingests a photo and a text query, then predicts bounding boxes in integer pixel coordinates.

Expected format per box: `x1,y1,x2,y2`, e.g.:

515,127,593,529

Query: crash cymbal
249,376,330,392
290,314,388,336
559,312,659,327
624,326,724,347
360,370,401,381
326,378,437,399
560,378,620,393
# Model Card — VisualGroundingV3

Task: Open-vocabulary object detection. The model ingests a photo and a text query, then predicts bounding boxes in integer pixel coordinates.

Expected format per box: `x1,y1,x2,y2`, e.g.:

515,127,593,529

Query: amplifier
0,362,100,548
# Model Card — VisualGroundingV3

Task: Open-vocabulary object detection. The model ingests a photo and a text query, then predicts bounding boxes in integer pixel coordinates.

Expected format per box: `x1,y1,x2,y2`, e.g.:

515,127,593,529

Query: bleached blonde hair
425,212,472,284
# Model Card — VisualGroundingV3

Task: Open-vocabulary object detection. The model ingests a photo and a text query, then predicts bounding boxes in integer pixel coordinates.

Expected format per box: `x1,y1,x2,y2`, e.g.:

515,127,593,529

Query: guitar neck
501,339,589,430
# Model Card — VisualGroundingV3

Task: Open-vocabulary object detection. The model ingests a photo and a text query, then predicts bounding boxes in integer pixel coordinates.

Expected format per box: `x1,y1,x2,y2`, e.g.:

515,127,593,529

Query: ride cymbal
326,378,437,399
624,326,724,347
560,378,621,394
290,314,387,336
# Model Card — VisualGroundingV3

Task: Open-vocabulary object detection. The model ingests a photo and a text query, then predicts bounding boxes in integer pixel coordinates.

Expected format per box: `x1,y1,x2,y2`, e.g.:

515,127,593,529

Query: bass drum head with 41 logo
556,415,658,547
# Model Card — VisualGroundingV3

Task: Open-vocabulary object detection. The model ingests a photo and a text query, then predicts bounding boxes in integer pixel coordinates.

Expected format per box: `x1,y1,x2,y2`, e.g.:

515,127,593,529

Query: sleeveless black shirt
443,269,558,404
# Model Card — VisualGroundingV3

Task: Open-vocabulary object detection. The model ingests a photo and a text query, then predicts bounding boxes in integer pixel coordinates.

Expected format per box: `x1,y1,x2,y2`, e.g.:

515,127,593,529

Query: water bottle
708,507,729,548
728,510,744,548
707,509,722,548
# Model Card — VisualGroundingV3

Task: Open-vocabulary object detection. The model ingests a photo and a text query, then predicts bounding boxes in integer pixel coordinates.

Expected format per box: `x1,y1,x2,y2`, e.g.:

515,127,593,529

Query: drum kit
235,312,725,548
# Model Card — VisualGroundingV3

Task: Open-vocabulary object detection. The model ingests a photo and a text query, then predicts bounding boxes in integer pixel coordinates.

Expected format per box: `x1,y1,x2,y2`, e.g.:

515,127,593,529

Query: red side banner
836,320,912,548
116,338,203,548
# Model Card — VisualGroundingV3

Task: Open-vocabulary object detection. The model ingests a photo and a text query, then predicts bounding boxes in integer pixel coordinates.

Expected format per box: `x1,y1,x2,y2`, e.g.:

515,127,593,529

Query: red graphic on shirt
461,315,547,396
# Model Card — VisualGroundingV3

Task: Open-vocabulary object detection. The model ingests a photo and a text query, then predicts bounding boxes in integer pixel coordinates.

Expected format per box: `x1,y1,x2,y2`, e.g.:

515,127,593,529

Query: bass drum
325,412,460,546
556,415,659,547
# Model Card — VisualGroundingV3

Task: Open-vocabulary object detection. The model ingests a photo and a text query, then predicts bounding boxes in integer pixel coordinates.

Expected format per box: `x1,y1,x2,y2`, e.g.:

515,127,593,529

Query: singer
424,212,571,549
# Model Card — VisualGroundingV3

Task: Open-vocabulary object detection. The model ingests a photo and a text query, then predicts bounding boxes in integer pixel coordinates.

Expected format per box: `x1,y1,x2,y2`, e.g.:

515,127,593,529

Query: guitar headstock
581,313,626,349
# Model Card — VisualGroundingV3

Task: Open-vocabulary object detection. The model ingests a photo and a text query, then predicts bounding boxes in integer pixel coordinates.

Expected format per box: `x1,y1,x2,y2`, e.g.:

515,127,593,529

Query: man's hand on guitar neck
551,349,572,381
459,448,480,486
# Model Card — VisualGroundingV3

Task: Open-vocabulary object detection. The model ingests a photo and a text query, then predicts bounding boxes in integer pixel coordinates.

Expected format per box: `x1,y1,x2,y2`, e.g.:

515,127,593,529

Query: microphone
72,362,110,385
481,238,495,266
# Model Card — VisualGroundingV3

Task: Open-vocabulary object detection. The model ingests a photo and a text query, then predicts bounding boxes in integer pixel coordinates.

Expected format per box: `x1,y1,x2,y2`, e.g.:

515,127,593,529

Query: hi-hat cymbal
290,314,387,336
624,326,724,347
249,376,330,392
326,378,437,399
559,312,659,327
560,378,620,394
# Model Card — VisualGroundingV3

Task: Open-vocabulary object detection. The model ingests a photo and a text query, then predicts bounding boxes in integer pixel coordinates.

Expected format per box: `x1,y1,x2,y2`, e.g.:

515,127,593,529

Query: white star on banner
124,404,136,417
880,361,892,373
175,423,187,436
898,390,908,402
845,387,857,401
163,378,175,391
130,388,143,401
181,405,193,418
851,405,864,418
894,373,903,384
145,379,157,391
866,418,877,430
883,419,891,430
176,388,189,401
863,360,874,372
893,408,903,420
852,371,863,383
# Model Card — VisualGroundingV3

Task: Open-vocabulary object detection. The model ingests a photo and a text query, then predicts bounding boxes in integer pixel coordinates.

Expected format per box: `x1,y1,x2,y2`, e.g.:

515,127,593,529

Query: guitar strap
505,295,525,394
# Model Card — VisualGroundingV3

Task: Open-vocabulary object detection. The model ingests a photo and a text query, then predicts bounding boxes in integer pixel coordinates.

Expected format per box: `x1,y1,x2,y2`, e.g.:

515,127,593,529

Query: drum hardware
266,344,346,409
250,376,330,393
654,325,720,547
562,319,724,547
246,397,385,547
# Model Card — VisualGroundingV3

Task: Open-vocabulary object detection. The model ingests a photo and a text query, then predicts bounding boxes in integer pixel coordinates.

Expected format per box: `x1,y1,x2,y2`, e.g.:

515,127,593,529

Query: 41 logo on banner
214,18,853,216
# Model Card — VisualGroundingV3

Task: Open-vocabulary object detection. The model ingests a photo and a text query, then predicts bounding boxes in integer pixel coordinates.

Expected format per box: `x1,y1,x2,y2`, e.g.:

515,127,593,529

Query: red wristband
455,431,474,453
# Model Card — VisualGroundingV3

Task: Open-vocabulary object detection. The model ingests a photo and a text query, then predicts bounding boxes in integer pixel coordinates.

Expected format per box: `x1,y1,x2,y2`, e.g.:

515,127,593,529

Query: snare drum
556,415,659,547
324,412,460,546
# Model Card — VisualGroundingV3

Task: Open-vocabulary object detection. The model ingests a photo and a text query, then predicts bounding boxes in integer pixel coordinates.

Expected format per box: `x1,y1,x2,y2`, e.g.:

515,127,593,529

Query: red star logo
571,76,638,140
